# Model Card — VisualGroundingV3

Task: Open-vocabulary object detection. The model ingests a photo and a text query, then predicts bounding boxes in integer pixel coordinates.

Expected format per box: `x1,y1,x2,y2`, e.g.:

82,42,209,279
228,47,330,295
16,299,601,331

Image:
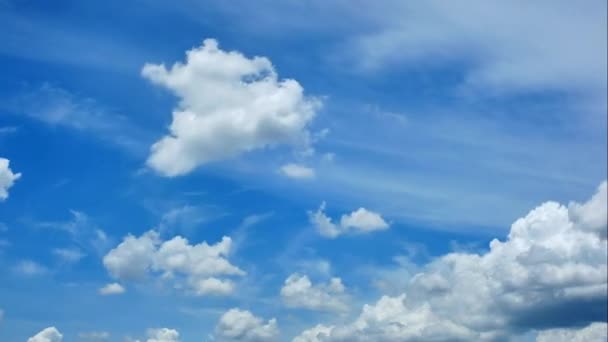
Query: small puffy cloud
215,308,279,341
27,327,63,342
103,231,243,296
279,164,315,179
280,274,348,312
98,282,125,295
142,38,321,176
78,331,110,341
296,180,608,341
0,158,21,201
536,322,608,342
292,324,333,342
52,248,85,263
309,202,389,238
146,328,180,342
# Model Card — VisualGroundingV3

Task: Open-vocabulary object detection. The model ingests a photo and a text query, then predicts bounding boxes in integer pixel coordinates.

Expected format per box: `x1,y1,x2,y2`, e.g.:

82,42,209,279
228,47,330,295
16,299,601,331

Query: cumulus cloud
292,324,333,342
280,163,315,179
27,327,63,342
98,282,125,295
536,322,608,342
146,328,180,342
142,38,321,176
215,308,279,341
281,274,348,312
309,203,389,238
0,158,20,201
295,181,608,341
102,231,243,296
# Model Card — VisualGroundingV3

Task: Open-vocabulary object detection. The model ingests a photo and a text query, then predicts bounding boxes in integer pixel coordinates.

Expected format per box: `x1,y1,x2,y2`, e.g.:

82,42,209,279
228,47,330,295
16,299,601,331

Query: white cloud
280,274,348,312
52,248,85,263
215,308,279,341
27,327,63,342
0,157,21,201
295,181,608,341
309,203,389,238
98,282,125,295
292,324,333,342
279,164,315,179
142,38,321,176
349,1,607,95
146,328,180,342
78,331,110,341
536,322,608,342
14,260,48,276
102,231,244,296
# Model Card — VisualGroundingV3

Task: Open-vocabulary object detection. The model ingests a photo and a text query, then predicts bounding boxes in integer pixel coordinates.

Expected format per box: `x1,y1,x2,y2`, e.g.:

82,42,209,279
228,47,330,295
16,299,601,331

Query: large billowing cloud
281,274,348,312
309,203,389,238
102,231,244,296
27,327,63,342
0,158,21,201
295,181,608,341
215,308,279,341
142,39,321,176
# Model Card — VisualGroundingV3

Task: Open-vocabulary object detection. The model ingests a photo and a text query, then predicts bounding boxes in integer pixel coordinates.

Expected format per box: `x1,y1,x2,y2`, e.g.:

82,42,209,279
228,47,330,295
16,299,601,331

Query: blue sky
0,1,606,341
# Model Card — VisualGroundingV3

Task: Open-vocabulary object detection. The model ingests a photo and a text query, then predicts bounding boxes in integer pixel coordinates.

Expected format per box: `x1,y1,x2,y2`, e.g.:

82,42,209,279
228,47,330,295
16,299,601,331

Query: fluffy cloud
142,39,321,176
281,274,348,312
98,282,125,295
103,231,243,296
280,163,315,179
295,181,608,341
215,308,279,341
536,322,608,342
309,203,389,238
0,158,21,201
146,328,180,342
292,324,333,342
27,327,63,342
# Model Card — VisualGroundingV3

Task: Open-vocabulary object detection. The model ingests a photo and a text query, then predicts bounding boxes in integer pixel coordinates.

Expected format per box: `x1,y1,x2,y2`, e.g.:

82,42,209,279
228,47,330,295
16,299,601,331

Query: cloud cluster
103,231,243,296
215,308,279,341
281,274,348,312
0,158,21,201
27,327,63,342
309,203,389,238
142,39,321,176
295,181,608,341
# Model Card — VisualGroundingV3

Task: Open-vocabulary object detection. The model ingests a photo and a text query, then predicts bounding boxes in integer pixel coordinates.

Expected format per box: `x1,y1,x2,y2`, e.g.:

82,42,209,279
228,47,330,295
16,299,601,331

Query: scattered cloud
52,248,85,264
145,328,180,342
98,282,125,295
27,327,63,342
0,157,21,201
77,331,110,341
14,260,48,276
295,181,608,341
142,39,321,176
536,322,608,342
102,231,244,296
279,164,315,179
280,273,348,312
309,202,389,238
215,308,279,341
